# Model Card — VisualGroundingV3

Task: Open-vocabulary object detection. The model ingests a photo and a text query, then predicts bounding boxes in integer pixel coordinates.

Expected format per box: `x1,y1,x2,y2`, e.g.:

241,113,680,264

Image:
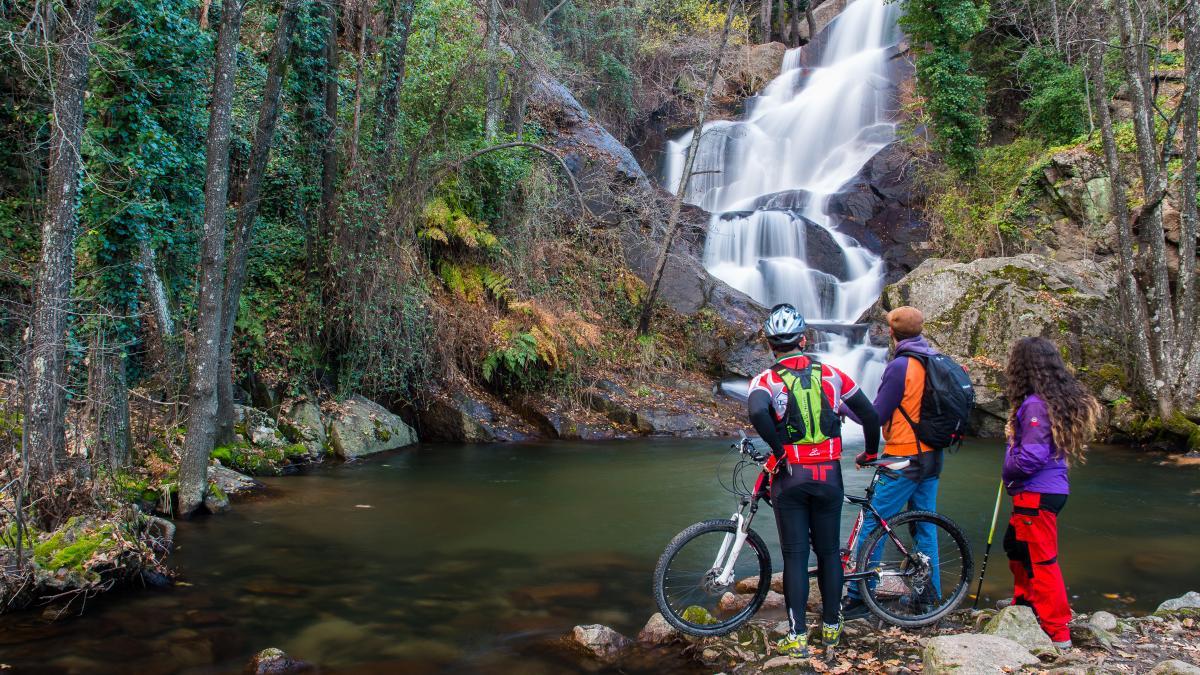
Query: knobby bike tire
855,509,974,628
653,519,772,637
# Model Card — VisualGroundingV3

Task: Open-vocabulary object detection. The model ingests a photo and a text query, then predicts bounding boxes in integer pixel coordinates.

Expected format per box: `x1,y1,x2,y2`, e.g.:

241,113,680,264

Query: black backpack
895,349,975,451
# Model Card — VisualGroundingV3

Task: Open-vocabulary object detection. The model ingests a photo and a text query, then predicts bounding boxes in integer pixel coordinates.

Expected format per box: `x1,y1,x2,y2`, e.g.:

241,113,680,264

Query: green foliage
482,328,543,386
900,0,989,172
32,517,118,574
922,137,1048,258
1016,47,1087,144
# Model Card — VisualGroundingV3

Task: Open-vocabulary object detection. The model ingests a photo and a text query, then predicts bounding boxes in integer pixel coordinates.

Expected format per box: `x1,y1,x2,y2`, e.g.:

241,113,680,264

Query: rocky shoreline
556,592,1200,674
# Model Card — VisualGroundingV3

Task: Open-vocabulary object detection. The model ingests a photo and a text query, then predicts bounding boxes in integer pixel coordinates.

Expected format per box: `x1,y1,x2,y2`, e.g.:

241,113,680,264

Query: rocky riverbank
559,592,1200,674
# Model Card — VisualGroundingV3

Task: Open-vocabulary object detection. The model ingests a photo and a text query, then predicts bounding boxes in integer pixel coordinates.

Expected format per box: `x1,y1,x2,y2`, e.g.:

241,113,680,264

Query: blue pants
848,473,941,600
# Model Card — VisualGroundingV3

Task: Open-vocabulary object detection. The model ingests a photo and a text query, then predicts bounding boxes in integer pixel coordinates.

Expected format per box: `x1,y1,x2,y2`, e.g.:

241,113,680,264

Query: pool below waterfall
0,439,1197,673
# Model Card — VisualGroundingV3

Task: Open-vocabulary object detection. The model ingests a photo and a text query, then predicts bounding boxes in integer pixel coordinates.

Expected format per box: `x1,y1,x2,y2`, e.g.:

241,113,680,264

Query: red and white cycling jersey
747,354,860,464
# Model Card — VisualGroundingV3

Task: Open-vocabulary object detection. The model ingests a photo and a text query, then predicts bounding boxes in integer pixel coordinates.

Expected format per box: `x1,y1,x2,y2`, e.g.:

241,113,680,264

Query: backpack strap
893,352,928,455
772,360,823,441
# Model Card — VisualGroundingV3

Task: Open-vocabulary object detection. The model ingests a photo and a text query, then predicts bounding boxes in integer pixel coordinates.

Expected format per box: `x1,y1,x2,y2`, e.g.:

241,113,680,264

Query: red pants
1003,492,1071,642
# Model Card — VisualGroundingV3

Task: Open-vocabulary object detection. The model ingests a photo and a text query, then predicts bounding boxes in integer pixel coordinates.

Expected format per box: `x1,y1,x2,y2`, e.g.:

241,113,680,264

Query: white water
662,0,901,399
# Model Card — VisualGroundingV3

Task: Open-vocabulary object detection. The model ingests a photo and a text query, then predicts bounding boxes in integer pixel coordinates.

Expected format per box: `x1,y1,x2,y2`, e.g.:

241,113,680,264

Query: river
0,439,1196,673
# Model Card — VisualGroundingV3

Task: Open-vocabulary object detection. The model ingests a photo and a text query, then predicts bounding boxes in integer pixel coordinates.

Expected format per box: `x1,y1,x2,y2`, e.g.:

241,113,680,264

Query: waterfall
661,0,901,401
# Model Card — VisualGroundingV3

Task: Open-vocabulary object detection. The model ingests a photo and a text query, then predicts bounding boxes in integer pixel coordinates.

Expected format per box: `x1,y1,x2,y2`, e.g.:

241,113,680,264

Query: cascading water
661,0,901,399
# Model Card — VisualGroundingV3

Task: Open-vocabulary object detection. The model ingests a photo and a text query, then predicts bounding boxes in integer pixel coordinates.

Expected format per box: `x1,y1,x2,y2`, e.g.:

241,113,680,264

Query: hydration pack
772,360,841,445
895,349,975,451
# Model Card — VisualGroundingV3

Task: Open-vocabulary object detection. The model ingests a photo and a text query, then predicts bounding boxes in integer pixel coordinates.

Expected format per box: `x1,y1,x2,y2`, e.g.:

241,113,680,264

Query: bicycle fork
712,500,757,587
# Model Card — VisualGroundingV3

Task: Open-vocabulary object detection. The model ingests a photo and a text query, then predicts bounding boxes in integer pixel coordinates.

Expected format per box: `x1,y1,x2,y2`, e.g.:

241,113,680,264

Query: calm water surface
0,438,1196,673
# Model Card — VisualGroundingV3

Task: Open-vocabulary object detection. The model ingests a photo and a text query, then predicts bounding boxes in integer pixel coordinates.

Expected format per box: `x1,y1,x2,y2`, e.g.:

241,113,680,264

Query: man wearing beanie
842,306,946,618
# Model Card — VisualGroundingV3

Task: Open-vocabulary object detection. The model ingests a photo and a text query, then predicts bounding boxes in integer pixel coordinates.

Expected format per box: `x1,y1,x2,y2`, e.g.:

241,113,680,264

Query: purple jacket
1002,394,1069,495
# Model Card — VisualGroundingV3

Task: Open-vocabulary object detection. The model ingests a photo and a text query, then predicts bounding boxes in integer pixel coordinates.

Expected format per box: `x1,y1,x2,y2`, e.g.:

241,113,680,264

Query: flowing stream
0,442,1195,673
663,0,902,396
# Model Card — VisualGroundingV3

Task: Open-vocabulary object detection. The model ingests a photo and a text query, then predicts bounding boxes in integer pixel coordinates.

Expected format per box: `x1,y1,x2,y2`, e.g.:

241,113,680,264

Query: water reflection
0,439,1195,673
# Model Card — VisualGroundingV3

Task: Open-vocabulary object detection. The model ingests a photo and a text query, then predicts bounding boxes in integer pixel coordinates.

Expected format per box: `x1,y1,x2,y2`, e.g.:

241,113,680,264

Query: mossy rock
328,396,417,460
31,517,120,580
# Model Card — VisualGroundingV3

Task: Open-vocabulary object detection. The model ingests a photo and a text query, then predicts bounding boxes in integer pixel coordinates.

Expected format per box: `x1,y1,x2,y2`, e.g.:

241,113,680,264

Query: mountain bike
653,433,973,637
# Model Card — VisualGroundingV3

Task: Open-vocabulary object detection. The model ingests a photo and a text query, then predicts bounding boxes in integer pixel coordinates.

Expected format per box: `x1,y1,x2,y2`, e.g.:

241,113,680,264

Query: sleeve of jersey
831,365,859,399
747,371,774,398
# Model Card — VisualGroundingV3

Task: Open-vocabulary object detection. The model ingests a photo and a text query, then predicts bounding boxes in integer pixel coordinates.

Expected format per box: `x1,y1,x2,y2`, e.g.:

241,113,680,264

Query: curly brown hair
1004,337,1102,464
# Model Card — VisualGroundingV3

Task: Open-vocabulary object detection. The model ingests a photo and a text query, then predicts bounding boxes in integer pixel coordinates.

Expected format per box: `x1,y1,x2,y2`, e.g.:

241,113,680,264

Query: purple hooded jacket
1002,394,1069,495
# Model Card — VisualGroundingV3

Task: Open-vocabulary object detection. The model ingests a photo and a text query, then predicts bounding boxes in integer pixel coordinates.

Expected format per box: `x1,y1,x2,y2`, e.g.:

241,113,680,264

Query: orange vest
883,357,926,456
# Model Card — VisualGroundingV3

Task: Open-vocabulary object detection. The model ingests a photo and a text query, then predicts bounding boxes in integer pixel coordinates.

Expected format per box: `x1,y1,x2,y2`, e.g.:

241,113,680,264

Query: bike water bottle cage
771,360,839,447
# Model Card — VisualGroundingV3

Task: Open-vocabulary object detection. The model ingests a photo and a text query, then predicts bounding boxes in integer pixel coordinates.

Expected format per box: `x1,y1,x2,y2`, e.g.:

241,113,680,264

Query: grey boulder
570,624,632,663
983,604,1057,655
923,634,1039,675
327,396,417,460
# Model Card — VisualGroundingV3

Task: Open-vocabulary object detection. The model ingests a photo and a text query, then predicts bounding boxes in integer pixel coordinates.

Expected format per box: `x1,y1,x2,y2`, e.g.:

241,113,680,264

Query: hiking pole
972,480,1004,609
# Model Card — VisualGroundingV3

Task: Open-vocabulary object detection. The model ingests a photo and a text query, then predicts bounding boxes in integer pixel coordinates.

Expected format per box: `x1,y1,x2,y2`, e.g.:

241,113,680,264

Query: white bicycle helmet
763,303,807,349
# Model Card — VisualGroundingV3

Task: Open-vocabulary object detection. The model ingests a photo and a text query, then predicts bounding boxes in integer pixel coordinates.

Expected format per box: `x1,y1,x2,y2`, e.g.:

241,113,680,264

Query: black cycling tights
771,459,844,633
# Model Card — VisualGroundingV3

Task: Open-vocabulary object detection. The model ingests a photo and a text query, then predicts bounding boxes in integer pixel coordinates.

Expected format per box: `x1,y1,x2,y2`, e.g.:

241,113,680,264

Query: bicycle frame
711,442,915,590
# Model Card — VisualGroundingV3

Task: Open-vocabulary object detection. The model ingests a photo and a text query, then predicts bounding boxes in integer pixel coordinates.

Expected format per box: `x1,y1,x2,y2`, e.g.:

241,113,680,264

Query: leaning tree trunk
87,328,131,469
347,0,369,172
179,0,245,518
375,0,417,170
215,0,301,449
318,0,340,256
22,0,99,486
1088,31,1159,407
637,0,737,336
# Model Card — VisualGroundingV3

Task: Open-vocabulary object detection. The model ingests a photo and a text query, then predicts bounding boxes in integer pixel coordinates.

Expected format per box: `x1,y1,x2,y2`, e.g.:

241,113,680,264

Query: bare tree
637,0,738,336
1088,0,1200,419
87,328,131,469
215,0,302,449
484,0,502,140
22,0,100,486
179,0,246,517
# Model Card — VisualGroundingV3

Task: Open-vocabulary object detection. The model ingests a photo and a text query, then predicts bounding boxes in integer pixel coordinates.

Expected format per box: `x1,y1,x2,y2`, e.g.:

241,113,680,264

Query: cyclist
843,306,945,619
1001,336,1100,648
747,303,880,657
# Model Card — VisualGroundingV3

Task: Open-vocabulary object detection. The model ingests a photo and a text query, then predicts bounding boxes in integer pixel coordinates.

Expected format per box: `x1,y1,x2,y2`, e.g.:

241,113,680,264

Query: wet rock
418,385,538,442
208,463,263,497
718,590,785,614
982,605,1056,655
636,409,714,436
204,482,231,514
328,395,417,459
1150,660,1200,675
735,571,783,594
278,397,327,456
922,634,1039,674
247,647,312,674
1157,591,1200,615
249,424,285,448
637,612,679,646
570,624,632,663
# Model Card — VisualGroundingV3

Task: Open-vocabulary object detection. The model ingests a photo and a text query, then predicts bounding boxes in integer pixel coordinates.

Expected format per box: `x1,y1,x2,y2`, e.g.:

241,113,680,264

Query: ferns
480,302,603,388
437,261,514,306
419,197,501,253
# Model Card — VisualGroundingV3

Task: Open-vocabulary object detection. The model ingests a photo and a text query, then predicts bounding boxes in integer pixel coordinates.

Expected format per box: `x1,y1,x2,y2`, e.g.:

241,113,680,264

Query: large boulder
876,254,1125,436
982,605,1056,655
721,42,788,99
636,613,679,646
922,634,1040,674
208,463,263,497
278,397,327,457
1150,661,1200,675
327,396,417,460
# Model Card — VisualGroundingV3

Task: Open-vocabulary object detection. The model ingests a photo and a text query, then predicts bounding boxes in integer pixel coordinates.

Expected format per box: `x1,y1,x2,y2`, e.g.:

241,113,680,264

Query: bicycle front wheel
653,519,772,637
856,510,973,628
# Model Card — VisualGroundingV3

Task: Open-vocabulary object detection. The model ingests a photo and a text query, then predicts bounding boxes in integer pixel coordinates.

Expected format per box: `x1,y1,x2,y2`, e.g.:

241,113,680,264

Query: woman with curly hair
1001,336,1102,648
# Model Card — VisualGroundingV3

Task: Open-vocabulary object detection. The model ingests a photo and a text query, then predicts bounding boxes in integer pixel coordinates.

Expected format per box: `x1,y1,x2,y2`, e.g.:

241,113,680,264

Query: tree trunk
347,0,369,172
318,0,340,253
375,0,416,170
215,0,300,449
138,234,183,386
1114,0,1177,410
805,0,817,41
1088,34,1159,408
484,0,502,141
87,329,131,469
1174,0,1200,400
763,0,773,42
199,0,211,29
22,0,99,486
637,0,737,336
179,0,245,518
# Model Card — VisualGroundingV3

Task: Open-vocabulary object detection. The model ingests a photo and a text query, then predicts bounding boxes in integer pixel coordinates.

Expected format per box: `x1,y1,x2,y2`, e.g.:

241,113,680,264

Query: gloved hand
855,450,877,468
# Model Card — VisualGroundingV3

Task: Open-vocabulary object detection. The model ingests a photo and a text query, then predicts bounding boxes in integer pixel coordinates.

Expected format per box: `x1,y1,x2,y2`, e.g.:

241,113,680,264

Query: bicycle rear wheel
856,510,973,628
653,519,772,637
